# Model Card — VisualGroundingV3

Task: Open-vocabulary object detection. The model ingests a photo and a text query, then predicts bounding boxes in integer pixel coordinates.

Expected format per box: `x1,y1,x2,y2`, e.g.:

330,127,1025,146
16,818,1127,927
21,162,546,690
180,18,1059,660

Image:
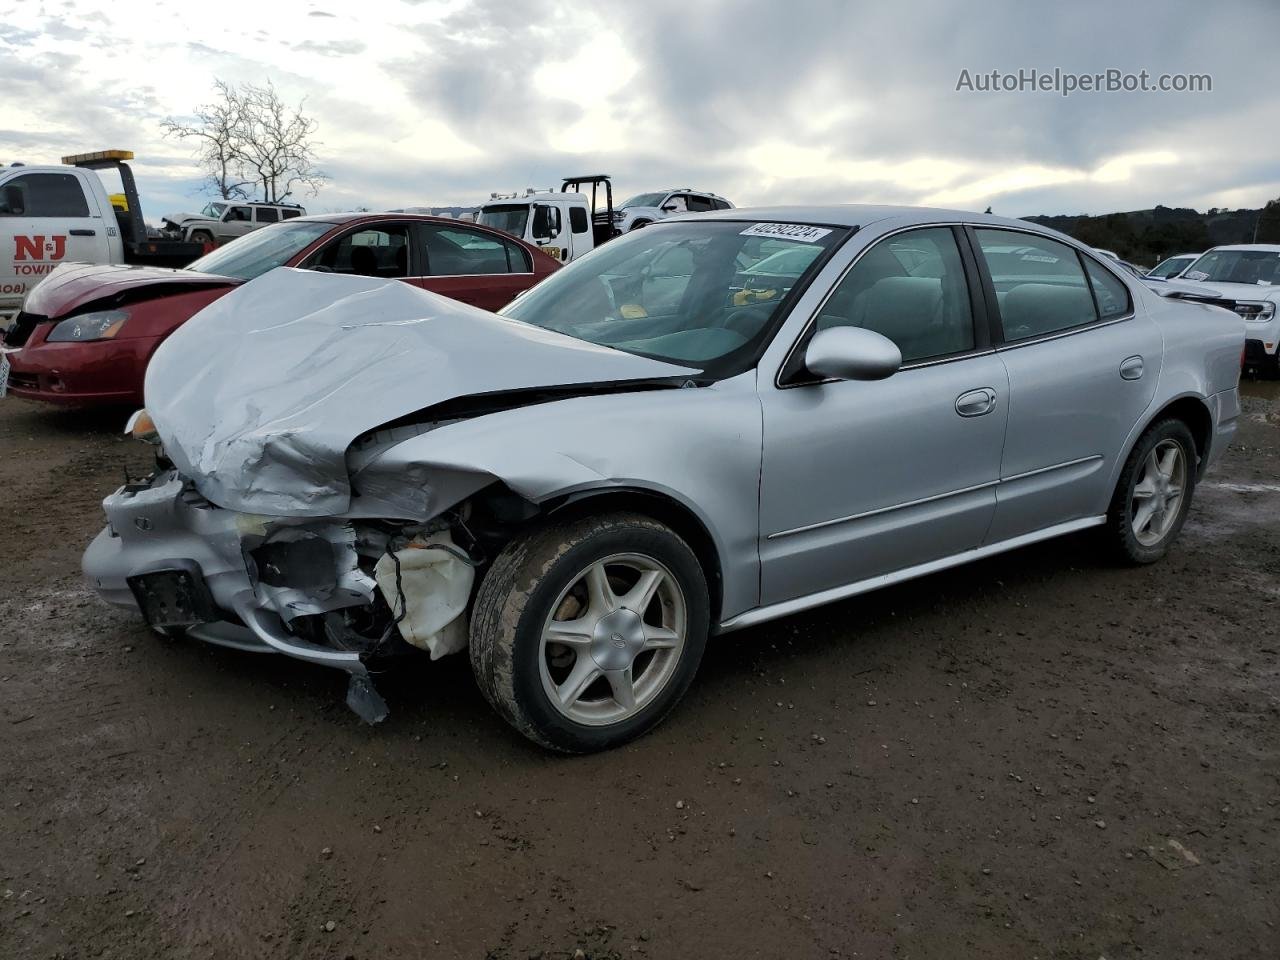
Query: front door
0,171,111,306
759,226,1008,605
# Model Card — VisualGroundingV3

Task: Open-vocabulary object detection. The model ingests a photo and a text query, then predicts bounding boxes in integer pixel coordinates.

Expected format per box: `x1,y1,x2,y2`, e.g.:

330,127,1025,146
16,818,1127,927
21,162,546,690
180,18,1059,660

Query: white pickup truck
0,150,203,322
477,175,735,262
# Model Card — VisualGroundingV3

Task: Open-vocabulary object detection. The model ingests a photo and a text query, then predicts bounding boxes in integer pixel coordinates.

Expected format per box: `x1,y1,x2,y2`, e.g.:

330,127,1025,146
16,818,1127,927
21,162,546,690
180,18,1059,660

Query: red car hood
24,262,240,319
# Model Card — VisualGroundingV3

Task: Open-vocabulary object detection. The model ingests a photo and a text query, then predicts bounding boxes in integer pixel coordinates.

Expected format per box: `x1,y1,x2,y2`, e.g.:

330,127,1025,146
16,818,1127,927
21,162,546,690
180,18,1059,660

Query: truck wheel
190,230,214,249
1104,418,1197,564
469,513,709,753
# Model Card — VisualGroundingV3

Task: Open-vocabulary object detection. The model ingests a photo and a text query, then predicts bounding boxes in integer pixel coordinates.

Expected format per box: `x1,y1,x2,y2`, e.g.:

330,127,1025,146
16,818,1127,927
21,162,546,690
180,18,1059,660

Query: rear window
0,173,90,217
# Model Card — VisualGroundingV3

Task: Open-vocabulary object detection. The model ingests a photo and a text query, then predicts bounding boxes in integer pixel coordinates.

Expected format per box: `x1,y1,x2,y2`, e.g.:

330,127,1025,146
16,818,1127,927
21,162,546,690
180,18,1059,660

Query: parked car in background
0,150,203,323
613,188,734,233
0,213,559,406
161,201,306,247
80,205,1242,751
1168,244,1280,375
1146,252,1201,280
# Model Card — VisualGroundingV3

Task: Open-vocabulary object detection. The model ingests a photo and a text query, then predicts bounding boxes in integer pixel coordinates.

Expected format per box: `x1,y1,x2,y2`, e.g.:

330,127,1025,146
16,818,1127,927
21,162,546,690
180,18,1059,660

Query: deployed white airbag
374,534,475,659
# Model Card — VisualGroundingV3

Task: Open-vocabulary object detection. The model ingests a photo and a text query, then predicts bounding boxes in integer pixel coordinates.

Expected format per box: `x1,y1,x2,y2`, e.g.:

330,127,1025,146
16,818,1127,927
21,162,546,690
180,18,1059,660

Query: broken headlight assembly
45,308,129,342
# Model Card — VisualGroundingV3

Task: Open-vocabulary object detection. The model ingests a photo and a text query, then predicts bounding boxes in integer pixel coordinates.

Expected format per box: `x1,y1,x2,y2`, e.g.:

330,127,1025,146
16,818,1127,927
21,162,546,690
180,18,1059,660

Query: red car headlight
45,309,129,342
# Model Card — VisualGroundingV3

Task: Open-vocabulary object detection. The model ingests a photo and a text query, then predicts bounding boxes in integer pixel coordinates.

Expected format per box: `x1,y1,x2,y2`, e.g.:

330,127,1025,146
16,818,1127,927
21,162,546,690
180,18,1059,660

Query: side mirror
661,204,678,212
804,326,901,382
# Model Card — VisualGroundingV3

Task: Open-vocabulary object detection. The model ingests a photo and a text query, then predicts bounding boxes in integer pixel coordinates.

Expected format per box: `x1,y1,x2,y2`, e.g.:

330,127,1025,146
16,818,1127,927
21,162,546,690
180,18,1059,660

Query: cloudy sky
2,0,1277,224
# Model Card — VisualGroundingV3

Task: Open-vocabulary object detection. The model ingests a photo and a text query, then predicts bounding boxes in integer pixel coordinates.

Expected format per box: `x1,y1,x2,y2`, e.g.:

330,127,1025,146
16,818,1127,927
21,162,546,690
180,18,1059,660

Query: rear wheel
1105,418,1197,564
469,513,709,753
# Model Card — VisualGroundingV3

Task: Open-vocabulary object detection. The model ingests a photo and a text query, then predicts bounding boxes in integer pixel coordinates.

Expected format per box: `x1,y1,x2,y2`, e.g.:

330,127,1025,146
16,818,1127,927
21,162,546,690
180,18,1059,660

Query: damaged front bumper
82,472,471,723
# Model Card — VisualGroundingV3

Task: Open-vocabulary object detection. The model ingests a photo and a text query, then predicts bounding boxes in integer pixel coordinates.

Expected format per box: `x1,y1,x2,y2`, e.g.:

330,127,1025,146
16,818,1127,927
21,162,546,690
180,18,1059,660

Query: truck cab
0,150,203,323
478,189,595,263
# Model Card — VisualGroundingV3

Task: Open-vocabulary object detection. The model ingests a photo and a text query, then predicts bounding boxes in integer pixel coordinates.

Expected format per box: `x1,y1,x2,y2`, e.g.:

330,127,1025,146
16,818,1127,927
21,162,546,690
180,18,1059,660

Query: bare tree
162,79,328,203
161,80,253,200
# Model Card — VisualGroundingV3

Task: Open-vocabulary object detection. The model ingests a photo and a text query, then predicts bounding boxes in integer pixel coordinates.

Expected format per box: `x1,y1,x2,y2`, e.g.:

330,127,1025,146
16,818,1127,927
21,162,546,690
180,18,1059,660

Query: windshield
478,204,530,238
620,192,666,209
500,220,845,376
186,220,332,280
1183,249,1280,286
1149,255,1194,279
199,202,228,218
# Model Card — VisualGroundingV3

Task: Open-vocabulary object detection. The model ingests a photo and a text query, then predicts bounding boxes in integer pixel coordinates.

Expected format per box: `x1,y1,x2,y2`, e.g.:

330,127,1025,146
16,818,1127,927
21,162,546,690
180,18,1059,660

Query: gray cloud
3,0,1279,221
293,38,366,56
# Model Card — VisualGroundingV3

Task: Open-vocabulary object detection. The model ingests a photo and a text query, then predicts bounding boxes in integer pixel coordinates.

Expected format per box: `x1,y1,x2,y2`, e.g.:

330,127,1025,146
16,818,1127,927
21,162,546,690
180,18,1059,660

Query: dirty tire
1104,417,1197,565
630,219,652,230
189,230,213,245
469,513,709,753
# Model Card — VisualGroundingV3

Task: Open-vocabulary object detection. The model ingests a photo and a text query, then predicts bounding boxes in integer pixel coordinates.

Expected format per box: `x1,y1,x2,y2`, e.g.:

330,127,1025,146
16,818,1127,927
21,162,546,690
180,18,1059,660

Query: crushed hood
145,268,697,517
24,262,238,319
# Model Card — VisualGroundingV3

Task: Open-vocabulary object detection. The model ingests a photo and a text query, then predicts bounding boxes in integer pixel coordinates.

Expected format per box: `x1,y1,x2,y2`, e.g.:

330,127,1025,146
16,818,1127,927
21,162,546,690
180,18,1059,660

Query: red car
1,213,560,407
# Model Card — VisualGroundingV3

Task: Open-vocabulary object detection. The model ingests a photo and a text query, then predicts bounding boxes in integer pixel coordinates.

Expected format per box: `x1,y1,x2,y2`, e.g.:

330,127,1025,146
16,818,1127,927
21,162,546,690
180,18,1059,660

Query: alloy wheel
1131,439,1187,547
538,553,687,726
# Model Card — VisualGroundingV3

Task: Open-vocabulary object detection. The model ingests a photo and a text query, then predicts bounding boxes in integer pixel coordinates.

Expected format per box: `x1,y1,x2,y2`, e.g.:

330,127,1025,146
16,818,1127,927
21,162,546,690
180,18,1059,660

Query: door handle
1119,355,1144,380
69,229,95,237
955,388,996,417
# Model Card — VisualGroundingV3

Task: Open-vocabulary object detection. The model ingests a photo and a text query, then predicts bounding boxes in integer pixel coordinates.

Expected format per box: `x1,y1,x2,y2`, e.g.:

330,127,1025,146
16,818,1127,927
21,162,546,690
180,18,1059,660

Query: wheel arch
1115,392,1215,491
545,486,725,624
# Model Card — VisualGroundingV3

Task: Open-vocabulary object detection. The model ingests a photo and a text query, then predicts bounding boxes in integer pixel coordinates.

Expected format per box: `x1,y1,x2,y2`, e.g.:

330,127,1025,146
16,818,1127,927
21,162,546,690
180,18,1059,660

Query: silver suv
613,189,733,233
162,201,306,247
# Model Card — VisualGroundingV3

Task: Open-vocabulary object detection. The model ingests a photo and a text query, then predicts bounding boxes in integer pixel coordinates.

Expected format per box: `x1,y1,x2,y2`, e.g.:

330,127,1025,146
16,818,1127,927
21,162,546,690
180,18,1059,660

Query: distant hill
1021,203,1279,267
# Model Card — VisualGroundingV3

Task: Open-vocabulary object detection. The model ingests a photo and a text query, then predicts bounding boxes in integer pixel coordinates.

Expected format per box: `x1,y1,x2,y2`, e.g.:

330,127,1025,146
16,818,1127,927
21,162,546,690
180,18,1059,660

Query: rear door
970,227,1163,542
414,223,534,311
0,170,111,309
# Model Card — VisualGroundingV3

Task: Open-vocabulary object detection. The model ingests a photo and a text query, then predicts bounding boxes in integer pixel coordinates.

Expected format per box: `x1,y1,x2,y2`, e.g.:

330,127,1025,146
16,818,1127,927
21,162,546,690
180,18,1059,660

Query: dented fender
352,372,766,619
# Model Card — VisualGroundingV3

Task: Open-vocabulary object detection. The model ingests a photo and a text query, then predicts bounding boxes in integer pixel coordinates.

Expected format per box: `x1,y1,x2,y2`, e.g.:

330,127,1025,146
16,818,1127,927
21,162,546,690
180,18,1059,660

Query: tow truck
0,150,205,322
477,174,620,263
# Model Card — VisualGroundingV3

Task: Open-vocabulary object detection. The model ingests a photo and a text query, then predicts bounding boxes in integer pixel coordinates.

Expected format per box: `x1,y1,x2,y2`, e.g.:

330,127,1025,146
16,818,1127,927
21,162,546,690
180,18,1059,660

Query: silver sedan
83,206,1245,751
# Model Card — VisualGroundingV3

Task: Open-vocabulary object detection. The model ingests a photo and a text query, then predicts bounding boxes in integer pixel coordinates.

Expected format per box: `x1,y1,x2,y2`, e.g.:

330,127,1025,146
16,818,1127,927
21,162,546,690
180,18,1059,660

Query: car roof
665,203,1075,237
1208,243,1280,253
289,212,476,226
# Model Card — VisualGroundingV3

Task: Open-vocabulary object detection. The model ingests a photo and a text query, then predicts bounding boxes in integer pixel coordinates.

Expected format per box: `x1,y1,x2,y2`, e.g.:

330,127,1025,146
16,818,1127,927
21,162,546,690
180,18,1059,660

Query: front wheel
469,513,709,753
1105,418,1197,564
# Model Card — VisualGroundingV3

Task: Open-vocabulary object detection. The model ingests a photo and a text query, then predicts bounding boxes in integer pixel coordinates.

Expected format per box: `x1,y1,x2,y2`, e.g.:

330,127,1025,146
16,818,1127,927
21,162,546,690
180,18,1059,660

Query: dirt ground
1,382,1278,960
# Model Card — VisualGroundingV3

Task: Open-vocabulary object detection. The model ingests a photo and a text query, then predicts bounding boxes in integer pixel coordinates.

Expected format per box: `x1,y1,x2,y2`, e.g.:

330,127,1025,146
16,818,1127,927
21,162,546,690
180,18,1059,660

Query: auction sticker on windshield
740,223,833,243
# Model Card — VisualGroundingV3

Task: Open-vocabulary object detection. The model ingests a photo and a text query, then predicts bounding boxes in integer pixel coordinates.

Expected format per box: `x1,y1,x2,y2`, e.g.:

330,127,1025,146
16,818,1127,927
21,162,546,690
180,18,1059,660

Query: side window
255,207,279,223
684,194,714,213
306,225,410,278
712,198,732,210
816,227,976,363
422,225,523,275
664,194,688,213
0,173,90,217
1082,257,1132,320
281,209,301,220
227,206,252,222
569,206,589,234
974,229,1097,340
